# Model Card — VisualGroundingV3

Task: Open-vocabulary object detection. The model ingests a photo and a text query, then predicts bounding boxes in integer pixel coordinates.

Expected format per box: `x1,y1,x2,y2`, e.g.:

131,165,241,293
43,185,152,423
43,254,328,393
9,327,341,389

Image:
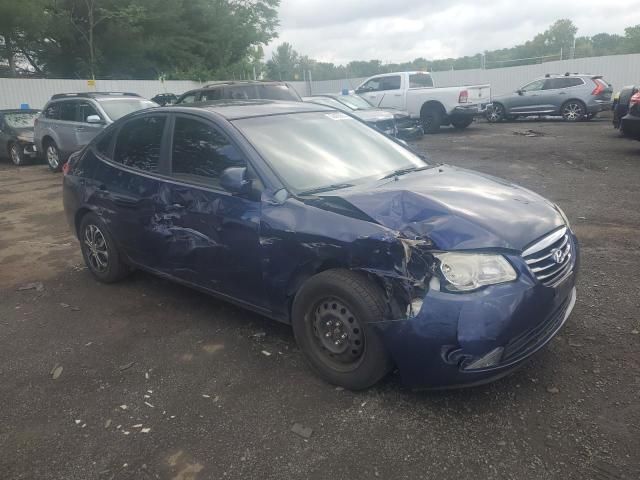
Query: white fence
2,53,640,109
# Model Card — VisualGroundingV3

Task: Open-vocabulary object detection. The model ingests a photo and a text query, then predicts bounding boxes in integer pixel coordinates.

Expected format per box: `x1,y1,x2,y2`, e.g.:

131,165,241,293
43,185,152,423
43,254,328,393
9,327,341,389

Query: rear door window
409,73,433,88
58,101,78,122
113,116,167,173
170,116,246,188
544,78,584,89
179,93,199,104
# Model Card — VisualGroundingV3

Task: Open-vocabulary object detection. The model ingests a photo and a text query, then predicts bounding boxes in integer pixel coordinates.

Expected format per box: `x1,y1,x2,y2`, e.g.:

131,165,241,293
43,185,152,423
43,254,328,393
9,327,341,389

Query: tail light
630,92,640,107
62,161,71,175
591,79,606,96
458,90,468,103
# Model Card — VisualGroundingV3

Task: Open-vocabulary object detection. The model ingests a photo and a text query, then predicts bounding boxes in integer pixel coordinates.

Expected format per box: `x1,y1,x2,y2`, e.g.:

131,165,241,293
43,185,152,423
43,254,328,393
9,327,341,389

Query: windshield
234,111,426,193
97,98,158,121
336,95,373,110
4,112,39,128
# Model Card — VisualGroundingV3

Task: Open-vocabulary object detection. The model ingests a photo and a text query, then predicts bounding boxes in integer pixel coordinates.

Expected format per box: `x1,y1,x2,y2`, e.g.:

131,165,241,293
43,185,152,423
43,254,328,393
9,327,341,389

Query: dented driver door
150,115,266,309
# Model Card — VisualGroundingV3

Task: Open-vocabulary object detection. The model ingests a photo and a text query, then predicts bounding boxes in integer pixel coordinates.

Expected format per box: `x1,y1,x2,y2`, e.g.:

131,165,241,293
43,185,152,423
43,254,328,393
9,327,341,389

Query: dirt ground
1,116,639,480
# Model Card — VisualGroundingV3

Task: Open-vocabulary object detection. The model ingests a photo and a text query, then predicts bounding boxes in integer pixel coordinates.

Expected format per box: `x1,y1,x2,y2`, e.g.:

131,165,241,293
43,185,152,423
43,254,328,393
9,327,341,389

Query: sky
265,0,640,65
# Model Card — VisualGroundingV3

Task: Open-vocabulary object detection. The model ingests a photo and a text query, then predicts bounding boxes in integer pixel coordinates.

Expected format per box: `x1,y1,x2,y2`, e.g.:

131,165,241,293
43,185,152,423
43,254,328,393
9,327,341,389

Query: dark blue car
62,100,578,390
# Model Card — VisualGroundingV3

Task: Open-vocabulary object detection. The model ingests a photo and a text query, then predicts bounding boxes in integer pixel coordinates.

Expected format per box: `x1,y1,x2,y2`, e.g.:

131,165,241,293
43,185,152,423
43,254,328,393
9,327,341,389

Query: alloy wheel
46,145,59,169
311,297,365,372
487,104,504,122
10,144,22,166
83,224,109,273
562,102,584,121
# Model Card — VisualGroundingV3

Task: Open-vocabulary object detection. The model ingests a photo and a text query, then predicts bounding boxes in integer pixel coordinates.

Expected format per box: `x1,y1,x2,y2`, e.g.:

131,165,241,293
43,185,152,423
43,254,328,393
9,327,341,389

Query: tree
266,42,298,80
0,0,48,76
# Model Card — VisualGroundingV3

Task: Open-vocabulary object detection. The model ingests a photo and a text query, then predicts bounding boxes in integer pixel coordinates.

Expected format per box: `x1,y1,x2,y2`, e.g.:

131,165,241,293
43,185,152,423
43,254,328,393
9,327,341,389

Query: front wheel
561,101,586,121
45,141,62,172
451,117,473,129
9,143,25,166
486,103,505,122
292,269,393,390
79,213,130,283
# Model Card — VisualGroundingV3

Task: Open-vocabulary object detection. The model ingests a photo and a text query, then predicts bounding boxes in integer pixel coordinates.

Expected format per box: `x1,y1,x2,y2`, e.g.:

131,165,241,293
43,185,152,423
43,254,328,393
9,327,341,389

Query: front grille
522,227,574,287
502,292,572,362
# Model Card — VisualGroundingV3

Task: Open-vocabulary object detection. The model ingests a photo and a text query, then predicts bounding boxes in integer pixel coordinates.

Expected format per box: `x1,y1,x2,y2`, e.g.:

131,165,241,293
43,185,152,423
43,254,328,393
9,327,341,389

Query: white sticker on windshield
325,112,350,120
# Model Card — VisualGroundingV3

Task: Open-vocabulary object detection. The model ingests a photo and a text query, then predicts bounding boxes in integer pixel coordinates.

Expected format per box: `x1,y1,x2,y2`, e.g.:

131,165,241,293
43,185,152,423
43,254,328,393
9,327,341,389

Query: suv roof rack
202,80,280,88
50,92,141,100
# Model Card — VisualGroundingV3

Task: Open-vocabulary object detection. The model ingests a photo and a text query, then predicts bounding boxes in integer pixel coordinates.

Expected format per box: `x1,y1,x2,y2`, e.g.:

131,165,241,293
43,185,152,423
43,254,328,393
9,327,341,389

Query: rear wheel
79,213,130,283
45,140,62,172
421,106,443,133
486,103,505,123
9,143,25,166
292,269,393,390
451,117,473,129
561,101,586,121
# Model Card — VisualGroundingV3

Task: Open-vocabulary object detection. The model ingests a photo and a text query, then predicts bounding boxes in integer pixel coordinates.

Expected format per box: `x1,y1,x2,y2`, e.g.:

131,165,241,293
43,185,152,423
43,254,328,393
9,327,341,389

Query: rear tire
292,269,393,390
561,101,586,122
44,140,62,172
451,117,473,129
79,213,130,283
421,106,443,133
9,143,25,166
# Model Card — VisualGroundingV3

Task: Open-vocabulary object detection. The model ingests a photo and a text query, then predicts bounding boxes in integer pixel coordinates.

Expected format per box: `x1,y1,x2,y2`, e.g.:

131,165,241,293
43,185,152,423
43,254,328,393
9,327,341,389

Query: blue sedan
62,100,578,390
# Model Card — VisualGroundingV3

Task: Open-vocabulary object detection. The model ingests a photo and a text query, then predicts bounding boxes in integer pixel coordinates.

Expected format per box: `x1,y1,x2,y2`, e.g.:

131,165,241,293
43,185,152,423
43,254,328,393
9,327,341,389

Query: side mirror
516,89,524,96
220,167,251,195
86,115,103,124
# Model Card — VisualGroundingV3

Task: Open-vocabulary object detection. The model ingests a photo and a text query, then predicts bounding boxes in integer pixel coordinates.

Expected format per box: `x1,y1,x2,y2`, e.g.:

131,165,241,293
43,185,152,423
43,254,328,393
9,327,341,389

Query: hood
14,127,34,142
327,165,564,251
353,109,395,122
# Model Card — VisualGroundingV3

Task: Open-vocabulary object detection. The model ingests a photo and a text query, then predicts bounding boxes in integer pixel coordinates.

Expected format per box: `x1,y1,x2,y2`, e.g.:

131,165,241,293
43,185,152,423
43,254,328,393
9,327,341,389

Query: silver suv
35,92,157,171
487,73,613,122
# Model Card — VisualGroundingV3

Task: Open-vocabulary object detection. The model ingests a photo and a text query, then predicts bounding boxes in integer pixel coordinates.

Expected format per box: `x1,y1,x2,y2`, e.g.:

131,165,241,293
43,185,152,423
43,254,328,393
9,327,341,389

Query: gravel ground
0,116,639,480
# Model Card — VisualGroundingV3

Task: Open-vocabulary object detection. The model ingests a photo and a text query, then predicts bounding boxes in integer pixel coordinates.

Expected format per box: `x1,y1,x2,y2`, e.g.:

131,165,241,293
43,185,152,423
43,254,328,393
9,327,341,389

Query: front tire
292,269,393,390
45,140,62,172
79,213,130,283
561,101,586,121
486,103,505,123
9,143,25,166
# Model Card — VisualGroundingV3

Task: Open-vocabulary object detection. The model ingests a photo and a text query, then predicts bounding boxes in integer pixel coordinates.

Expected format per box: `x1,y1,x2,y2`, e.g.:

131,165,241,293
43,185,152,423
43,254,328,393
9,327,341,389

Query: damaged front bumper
371,253,578,389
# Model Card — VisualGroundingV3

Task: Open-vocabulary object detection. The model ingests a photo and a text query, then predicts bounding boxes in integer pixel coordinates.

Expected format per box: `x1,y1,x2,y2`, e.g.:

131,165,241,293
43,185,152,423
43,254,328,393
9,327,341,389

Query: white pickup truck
355,71,491,133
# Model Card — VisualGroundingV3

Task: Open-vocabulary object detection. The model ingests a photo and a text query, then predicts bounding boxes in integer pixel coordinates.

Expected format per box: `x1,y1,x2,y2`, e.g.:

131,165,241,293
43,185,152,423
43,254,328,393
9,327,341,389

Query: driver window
361,78,381,92
78,103,102,123
521,79,545,92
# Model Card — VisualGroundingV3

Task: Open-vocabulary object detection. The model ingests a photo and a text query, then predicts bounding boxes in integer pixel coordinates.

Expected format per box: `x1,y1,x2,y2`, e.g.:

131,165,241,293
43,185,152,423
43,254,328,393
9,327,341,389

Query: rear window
4,112,39,128
222,84,300,101
545,77,584,89
409,73,433,88
114,116,166,172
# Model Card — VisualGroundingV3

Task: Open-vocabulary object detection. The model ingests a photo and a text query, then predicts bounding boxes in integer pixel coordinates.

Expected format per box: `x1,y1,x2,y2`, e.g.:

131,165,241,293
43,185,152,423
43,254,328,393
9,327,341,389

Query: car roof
165,99,333,120
49,92,142,101
201,80,290,88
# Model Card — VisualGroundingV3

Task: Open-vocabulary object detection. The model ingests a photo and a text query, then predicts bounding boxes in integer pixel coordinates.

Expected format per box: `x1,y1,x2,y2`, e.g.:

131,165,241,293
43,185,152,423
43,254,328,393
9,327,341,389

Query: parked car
63,100,578,390
303,93,422,139
0,109,40,166
620,91,640,140
151,93,178,106
612,85,638,130
487,73,613,122
175,81,301,104
35,92,158,172
355,71,490,133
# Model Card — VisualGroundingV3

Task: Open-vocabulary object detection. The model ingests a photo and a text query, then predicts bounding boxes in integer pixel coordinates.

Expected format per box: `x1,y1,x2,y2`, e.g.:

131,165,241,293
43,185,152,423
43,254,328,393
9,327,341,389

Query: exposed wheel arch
74,207,93,239
420,101,446,133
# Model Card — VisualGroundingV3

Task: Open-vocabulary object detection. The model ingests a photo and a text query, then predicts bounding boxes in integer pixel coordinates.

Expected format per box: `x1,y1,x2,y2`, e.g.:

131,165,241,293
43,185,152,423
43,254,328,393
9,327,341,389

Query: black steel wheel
79,213,130,283
292,269,393,390
421,107,443,133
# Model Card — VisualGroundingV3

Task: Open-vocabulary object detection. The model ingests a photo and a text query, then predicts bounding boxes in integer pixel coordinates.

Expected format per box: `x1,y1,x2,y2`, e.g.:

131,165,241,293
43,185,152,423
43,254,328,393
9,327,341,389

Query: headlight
433,252,517,292
555,204,571,229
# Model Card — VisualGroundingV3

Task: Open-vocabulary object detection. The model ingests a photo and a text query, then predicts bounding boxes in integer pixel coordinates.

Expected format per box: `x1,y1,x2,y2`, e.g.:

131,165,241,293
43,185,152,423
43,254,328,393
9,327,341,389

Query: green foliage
0,0,279,79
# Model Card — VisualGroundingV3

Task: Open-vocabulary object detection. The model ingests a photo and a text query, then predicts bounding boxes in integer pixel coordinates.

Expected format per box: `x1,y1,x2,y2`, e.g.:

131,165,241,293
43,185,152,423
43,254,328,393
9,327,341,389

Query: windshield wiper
299,183,354,196
379,165,432,180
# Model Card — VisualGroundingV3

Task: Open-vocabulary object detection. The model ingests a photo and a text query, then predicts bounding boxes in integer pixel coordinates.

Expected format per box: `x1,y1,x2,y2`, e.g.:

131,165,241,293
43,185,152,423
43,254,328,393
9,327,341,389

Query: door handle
75,127,85,131
558,92,567,95
393,94,402,97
